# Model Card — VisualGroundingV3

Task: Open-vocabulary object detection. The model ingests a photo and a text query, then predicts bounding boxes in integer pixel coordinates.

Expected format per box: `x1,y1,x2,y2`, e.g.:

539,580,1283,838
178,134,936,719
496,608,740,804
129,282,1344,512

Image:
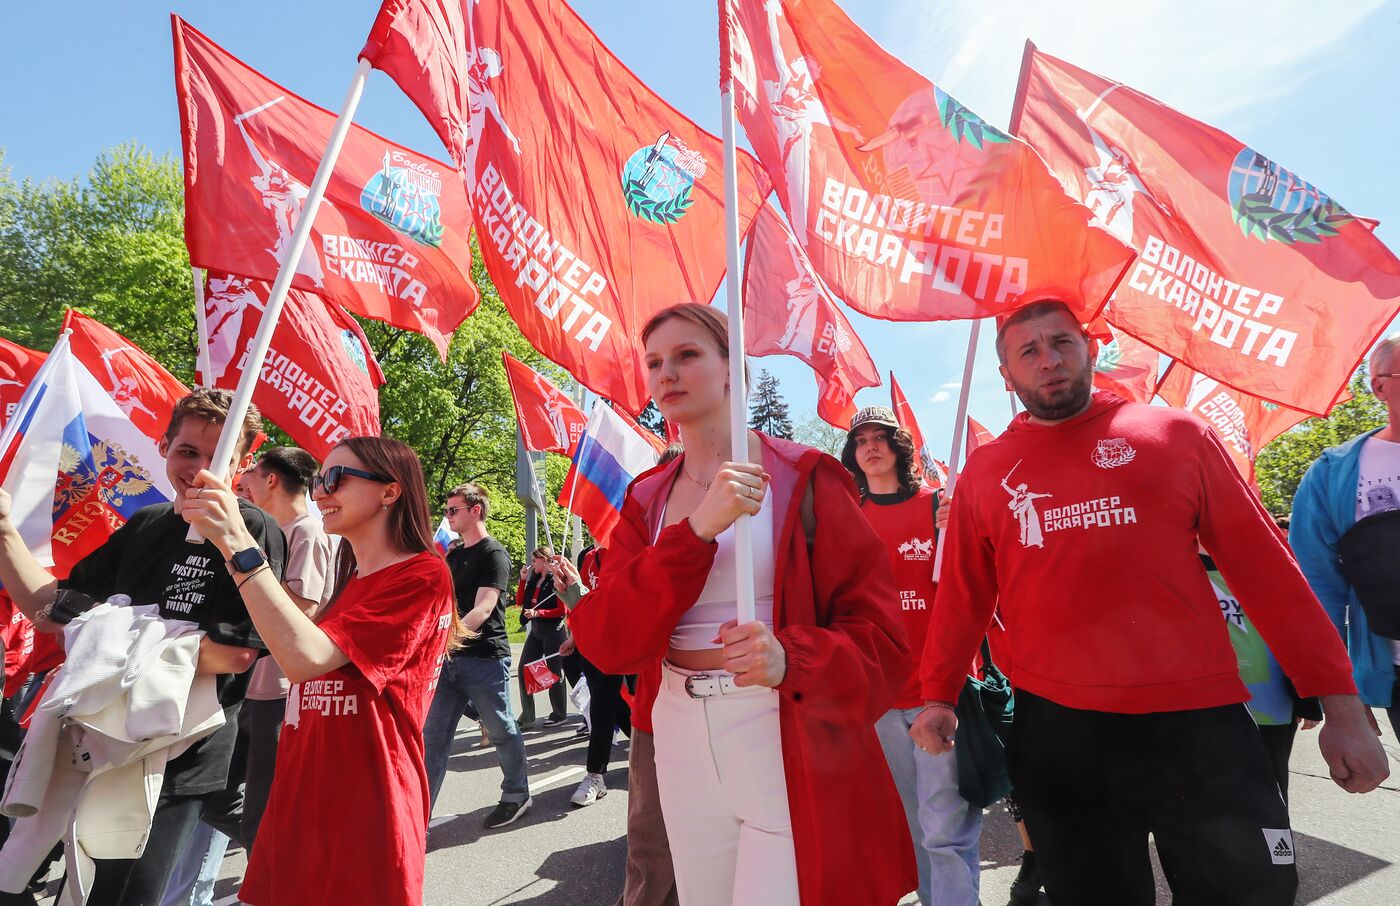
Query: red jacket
921,391,1357,712
570,435,916,906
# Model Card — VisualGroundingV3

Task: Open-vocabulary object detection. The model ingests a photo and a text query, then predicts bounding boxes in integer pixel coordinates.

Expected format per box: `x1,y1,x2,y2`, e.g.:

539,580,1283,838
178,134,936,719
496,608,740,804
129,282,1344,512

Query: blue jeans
159,821,228,906
875,707,982,906
423,654,529,808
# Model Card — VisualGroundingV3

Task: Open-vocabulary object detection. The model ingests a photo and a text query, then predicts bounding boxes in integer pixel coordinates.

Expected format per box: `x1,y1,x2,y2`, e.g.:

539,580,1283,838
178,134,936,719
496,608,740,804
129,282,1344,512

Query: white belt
661,662,747,699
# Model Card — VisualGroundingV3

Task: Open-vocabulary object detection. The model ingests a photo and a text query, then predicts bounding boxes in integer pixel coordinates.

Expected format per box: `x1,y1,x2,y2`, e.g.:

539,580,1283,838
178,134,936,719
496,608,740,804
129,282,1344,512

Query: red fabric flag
743,205,879,429
966,416,995,458
173,15,477,360
1012,44,1400,416
0,337,46,433
1156,362,1330,480
63,311,189,446
1092,321,1160,404
361,0,771,413
724,0,1133,324
890,372,943,487
197,274,385,460
501,351,588,456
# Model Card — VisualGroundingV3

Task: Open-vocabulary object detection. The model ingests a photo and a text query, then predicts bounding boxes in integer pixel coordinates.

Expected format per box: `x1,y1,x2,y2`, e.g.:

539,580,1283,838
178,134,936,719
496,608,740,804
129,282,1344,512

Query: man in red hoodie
912,299,1388,905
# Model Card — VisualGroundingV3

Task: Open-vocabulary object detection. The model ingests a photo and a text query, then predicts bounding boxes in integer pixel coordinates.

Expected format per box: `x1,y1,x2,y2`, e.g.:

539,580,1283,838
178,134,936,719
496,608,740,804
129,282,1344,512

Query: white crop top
668,491,776,650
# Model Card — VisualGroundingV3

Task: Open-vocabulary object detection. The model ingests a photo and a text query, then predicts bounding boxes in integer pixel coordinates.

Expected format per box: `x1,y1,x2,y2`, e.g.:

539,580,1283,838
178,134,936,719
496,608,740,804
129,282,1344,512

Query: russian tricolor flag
434,516,458,554
0,331,173,577
557,404,660,545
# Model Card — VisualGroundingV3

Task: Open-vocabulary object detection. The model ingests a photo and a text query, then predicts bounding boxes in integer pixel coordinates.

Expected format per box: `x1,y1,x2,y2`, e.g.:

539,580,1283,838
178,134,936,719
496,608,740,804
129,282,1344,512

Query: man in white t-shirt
1292,334,1400,738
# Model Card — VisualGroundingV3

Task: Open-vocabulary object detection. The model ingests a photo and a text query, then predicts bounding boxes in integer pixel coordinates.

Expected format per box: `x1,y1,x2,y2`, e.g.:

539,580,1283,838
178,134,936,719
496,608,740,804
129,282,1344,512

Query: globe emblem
340,330,369,374
621,135,698,225
361,164,446,248
1226,147,1352,244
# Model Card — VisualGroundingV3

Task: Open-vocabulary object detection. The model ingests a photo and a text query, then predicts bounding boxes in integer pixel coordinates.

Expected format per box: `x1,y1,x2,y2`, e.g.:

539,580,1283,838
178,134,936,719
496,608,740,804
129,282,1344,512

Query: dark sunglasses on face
444,505,466,517
313,465,393,495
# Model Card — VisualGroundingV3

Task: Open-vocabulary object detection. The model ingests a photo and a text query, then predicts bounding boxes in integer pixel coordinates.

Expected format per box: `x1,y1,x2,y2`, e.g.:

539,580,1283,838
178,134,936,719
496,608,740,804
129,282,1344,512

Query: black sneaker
483,797,532,829
542,713,568,727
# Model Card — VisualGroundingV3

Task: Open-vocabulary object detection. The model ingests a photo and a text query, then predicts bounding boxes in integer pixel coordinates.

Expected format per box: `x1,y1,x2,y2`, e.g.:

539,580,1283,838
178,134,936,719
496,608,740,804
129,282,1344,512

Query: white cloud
931,390,952,403
882,0,1388,134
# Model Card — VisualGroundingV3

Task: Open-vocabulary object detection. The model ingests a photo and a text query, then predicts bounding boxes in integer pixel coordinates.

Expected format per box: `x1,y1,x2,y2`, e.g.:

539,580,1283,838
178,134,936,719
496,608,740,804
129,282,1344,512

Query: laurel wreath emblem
623,178,694,225
936,91,1011,150
1233,193,1353,245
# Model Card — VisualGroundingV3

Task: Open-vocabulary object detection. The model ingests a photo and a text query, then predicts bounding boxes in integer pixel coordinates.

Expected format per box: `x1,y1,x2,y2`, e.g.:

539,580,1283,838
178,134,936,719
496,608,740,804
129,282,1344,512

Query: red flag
1156,362,1331,480
890,372,943,487
501,351,587,456
63,311,189,446
173,15,478,359
361,0,771,413
1092,322,1160,404
0,337,46,433
1011,44,1400,416
966,417,995,458
743,205,879,429
724,0,1133,324
197,274,385,460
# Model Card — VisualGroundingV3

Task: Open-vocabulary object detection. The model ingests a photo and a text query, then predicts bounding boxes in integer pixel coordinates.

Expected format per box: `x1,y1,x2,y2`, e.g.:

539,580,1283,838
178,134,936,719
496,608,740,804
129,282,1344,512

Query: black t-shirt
60,501,287,796
447,536,511,659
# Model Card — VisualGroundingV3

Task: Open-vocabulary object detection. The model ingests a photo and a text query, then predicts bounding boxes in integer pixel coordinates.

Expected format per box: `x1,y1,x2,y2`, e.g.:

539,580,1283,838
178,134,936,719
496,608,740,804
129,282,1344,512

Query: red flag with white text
502,351,587,456
0,337,46,434
361,0,771,413
1155,362,1330,480
1012,44,1400,415
724,0,1133,324
174,15,478,359
196,274,385,460
743,205,879,429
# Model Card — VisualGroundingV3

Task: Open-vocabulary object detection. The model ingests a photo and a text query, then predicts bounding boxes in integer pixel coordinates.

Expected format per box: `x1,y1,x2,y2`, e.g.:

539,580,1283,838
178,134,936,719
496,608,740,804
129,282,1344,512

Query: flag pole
558,403,594,547
1009,390,1018,417
932,318,982,580
191,266,213,389
187,58,373,542
524,450,556,553
719,3,756,624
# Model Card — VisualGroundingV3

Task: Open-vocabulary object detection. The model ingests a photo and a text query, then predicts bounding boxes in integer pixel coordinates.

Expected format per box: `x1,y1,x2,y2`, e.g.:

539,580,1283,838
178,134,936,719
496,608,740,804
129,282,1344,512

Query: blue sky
2,1,1398,451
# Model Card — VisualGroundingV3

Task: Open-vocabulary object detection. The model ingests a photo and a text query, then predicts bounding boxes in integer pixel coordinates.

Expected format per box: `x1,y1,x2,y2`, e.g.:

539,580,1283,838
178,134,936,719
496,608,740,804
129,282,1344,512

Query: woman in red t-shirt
184,436,465,906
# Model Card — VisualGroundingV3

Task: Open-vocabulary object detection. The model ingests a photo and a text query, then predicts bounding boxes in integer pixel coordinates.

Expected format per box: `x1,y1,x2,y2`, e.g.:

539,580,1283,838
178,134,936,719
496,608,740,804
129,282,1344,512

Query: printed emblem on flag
1091,437,1137,470
360,152,447,247
621,132,702,224
55,440,158,518
1228,149,1354,245
340,330,370,375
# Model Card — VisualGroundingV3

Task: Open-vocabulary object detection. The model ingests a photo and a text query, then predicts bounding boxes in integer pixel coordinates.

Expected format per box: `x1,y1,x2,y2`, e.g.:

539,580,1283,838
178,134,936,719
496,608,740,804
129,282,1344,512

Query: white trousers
651,663,800,906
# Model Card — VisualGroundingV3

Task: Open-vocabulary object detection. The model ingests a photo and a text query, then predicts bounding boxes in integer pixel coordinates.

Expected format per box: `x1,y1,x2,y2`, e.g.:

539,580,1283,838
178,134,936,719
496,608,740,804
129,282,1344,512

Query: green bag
953,638,1014,808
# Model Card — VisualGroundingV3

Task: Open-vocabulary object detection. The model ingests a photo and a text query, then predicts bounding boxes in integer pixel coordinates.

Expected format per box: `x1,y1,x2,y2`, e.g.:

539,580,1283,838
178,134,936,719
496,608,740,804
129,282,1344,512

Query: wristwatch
227,547,267,575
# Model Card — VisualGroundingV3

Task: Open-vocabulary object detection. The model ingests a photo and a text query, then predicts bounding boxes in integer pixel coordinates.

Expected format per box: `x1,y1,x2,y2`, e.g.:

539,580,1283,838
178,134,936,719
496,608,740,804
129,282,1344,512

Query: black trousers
1257,722,1299,804
518,620,568,723
581,656,631,775
1009,690,1297,906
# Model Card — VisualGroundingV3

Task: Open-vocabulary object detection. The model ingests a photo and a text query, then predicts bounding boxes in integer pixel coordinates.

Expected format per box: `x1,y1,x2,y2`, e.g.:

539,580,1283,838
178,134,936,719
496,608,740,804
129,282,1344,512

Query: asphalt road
34,655,1400,905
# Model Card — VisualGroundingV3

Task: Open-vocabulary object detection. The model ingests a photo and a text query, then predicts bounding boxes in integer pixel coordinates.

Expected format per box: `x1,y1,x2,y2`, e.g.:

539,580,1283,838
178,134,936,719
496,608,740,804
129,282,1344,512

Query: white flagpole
1009,390,1018,417
187,58,372,543
720,34,757,625
932,318,983,581
524,450,556,553
191,266,213,389
558,408,593,546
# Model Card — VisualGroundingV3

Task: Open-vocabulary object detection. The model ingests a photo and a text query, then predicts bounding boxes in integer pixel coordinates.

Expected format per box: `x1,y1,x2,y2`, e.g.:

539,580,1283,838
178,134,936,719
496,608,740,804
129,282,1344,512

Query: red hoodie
921,391,1356,714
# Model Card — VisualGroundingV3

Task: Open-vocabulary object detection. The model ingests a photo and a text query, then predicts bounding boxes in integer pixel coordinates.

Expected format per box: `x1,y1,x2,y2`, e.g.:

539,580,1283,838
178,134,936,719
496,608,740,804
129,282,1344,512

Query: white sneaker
570,772,607,807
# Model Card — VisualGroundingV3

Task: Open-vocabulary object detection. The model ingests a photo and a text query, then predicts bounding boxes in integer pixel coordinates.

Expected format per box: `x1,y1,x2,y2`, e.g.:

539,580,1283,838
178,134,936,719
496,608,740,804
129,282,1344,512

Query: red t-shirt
862,488,940,709
921,391,1356,713
240,552,453,906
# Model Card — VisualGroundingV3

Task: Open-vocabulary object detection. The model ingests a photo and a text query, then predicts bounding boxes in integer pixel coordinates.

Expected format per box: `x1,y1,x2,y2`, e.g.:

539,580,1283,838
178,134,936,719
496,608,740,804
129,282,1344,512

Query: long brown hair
326,436,471,651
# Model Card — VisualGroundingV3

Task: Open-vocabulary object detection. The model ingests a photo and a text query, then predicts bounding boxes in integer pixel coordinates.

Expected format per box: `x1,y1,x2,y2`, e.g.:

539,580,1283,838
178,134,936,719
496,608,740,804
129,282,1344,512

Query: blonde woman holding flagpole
567,303,915,906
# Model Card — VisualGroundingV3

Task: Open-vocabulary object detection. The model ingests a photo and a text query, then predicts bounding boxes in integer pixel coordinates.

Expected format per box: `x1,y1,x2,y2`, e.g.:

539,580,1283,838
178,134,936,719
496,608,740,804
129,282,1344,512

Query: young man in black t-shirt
0,389,285,905
422,483,532,830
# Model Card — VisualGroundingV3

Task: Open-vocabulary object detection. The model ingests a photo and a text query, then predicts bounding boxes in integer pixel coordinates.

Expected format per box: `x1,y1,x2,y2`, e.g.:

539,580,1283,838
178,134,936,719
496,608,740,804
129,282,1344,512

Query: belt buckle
683,673,714,699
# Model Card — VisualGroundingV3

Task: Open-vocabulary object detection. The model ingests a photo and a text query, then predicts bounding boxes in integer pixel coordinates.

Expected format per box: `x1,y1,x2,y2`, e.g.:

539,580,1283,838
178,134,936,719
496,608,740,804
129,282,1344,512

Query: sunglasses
313,465,393,495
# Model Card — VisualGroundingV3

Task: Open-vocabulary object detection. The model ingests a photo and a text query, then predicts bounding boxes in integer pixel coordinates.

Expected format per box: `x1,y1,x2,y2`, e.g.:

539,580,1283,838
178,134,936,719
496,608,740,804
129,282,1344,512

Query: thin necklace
681,466,712,490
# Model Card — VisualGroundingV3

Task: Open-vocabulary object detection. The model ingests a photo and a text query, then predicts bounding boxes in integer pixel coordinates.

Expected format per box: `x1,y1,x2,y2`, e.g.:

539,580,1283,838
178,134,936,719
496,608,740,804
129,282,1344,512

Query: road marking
532,765,586,792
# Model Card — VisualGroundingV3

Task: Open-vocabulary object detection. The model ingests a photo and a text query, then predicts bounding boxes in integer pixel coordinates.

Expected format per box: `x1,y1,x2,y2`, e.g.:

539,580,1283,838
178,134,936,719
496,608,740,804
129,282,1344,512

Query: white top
1355,435,1400,665
669,491,777,650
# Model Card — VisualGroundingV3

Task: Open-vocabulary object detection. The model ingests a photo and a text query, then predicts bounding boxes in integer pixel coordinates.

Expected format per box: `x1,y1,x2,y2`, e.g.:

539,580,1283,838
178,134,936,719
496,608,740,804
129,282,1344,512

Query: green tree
792,413,846,457
1255,369,1387,514
636,399,668,443
748,369,794,439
